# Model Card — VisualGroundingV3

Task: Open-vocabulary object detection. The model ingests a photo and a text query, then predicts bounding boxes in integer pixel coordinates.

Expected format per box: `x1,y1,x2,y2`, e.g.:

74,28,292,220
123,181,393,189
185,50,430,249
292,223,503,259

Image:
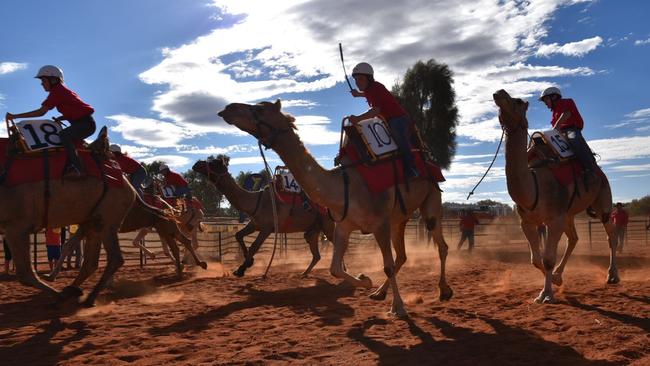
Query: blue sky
1,0,649,204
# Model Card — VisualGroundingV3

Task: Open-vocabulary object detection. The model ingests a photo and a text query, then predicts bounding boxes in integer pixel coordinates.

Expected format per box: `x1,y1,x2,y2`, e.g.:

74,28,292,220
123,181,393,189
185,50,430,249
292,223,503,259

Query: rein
467,129,504,200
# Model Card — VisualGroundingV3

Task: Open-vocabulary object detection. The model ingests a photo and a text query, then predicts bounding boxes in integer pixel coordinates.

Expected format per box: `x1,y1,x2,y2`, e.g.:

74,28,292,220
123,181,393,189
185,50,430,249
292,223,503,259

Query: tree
392,59,458,169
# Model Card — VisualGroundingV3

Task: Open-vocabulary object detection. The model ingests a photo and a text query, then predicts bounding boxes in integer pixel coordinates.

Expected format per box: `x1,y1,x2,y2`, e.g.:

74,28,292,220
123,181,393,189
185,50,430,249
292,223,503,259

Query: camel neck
269,129,342,210
212,172,261,214
504,127,536,207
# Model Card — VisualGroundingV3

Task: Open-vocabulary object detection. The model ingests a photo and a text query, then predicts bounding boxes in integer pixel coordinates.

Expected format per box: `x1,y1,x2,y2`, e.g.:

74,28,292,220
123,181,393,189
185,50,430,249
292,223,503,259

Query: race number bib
16,119,63,151
542,129,574,159
356,118,398,158
161,185,176,198
279,172,301,193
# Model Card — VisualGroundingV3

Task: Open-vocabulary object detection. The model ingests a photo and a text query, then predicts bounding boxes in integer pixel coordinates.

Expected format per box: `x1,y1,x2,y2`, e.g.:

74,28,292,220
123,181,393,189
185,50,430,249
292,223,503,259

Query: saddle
527,130,584,186
336,117,444,195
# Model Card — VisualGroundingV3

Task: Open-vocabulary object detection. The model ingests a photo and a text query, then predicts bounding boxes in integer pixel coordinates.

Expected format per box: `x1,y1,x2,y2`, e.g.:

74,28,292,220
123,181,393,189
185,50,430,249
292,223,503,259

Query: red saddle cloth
0,138,124,188
273,184,328,217
339,143,445,195
527,149,606,186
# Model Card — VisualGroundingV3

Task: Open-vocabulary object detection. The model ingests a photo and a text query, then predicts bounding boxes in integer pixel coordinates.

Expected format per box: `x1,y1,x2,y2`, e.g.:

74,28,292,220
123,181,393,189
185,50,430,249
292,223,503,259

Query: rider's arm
349,107,381,124
6,106,49,120
552,110,572,129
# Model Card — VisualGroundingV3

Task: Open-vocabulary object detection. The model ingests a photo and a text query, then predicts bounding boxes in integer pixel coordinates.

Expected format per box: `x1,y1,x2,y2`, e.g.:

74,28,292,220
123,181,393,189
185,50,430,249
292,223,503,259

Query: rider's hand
5,112,14,121
348,115,361,124
350,89,363,97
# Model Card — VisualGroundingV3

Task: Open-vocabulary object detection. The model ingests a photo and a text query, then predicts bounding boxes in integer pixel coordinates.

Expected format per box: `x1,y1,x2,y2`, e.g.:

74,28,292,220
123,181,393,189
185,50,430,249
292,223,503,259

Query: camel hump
89,126,110,155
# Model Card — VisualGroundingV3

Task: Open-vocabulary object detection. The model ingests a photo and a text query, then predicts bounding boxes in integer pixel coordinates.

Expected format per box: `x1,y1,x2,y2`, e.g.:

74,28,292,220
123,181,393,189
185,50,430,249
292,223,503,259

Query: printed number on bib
16,119,63,151
355,117,398,159
162,185,176,198
542,129,574,159
280,172,301,193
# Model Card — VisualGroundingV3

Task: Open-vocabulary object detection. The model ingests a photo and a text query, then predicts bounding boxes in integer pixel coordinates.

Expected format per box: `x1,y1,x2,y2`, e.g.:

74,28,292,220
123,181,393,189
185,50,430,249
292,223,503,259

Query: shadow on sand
149,278,357,335
347,310,616,366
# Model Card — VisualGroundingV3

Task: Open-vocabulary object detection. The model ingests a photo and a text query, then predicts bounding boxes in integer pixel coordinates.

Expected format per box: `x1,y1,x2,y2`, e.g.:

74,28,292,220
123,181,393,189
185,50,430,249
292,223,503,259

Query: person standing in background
610,202,629,253
457,210,480,252
45,228,62,271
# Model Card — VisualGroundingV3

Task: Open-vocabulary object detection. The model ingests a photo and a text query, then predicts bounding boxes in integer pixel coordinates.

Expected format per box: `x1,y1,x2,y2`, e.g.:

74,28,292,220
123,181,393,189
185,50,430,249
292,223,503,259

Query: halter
250,107,292,149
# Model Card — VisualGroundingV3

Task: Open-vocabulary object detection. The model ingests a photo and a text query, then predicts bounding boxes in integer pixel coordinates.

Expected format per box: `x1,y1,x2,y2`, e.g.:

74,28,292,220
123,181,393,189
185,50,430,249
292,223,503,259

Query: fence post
645,218,648,247
218,231,222,261
588,219,593,250
33,232,38,270
139,238,144,268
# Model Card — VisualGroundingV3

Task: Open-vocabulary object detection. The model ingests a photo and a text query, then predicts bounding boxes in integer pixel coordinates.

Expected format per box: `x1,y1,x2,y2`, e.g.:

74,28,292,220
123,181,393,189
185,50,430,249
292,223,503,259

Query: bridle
250,107,292,149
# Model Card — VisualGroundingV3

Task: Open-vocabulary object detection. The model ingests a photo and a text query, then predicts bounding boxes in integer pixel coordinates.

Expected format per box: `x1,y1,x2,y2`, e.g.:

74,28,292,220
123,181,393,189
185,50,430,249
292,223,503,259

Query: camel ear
274,99,282,111
524,101,529,111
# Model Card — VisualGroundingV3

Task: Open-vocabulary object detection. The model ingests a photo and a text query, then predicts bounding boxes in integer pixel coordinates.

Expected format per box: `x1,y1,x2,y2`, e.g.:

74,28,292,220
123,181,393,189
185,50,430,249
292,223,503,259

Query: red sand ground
0,242,648,365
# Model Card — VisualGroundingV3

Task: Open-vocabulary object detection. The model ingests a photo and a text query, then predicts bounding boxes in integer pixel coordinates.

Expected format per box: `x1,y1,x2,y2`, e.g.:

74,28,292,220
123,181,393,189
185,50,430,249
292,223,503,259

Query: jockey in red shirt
348,62,418,178
539,86,595,173
5,65,96,177
109,144,147,198
159,163,190,197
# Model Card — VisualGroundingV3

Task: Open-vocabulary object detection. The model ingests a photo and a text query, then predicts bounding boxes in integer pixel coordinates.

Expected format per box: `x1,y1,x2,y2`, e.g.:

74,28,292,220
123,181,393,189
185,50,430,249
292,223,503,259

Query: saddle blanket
0,138,123,188
341,143,445,195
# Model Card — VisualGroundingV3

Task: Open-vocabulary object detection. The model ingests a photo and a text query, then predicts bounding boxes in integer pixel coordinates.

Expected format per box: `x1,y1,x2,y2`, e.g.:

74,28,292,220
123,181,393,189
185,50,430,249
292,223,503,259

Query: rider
109,144,147,198
159,163,191,198
348,62,418,178
539,86,595,173
5,65,96,177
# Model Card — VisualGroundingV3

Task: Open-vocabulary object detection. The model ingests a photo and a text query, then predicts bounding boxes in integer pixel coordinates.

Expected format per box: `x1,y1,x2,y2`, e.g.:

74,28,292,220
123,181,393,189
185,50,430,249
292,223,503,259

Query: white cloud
634,38,650,46
176,144,256,155
0,62,27,75
610,164,650,172
131,0,598,144
282,99,319,109
625,108,650,119
140,155,191,168
107,114,193,147
590,136,650,163
117,145,155,159
229,156,282,166
536,36,603,57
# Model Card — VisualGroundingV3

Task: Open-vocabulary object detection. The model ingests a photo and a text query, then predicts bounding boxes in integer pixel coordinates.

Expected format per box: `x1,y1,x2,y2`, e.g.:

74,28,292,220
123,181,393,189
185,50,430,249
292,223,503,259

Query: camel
131,192,205,266
493,89,619,304
192,157,335,277
218,100,452,316
0,127,136,306
46,194,206,282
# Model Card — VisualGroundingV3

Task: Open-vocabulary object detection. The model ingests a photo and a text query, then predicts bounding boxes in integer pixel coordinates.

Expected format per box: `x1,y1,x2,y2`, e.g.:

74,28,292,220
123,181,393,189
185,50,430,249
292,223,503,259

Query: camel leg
5,229,59,297
177,229,207,270
535,216,564,304
233,230,271,277
520,216,544,274
132,238,156,259
161,236,183,276
45,232,83,281
181,227,200,265
370,220,407,301
374,222,406,317
235,222,257,258
602,219,620,284
70,233,101,289
329,224,372,288
429,216,453,301
301,227,321,277
83,228,124,307
552,216,579,286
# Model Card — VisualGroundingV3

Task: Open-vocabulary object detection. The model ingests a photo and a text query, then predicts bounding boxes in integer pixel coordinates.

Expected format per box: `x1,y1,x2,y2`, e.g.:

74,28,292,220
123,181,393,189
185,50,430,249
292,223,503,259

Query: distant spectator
3,238,13,275
537,224,547,244
65,225,82,270
457,210,480,252
610,202,629,253
45,228,62,271
110,144,148,198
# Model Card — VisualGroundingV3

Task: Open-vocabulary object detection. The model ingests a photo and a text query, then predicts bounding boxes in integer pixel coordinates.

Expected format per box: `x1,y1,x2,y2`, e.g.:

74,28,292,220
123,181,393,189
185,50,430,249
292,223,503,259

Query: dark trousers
130,167,147,198
561,127,595,171
457,230,475,251
59,115,96,170
388,116,416,174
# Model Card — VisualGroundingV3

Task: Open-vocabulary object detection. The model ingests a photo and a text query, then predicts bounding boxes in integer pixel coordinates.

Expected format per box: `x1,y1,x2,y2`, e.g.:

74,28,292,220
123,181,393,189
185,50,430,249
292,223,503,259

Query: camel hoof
357,274,373,289
369,290,387,301
233,267,246,278
389,304,409,318
534,293,556,304
606,275,620,285
199,262,208,270
551,273,563,286
42,274,56,282
60,285,84,299
439,285,454,301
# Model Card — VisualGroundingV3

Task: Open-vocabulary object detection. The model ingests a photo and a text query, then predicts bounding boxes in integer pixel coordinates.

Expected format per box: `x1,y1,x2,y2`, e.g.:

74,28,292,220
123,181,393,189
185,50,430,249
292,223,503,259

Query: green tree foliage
392,59,458,169
625,196,650,216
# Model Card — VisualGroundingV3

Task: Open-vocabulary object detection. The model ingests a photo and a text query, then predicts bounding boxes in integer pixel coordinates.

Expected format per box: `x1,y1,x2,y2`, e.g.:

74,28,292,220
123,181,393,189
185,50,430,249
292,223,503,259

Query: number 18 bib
16,119,63,151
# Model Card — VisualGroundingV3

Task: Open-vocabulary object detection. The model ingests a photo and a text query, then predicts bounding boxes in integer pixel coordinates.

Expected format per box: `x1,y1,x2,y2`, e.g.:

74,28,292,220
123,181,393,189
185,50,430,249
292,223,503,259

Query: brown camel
193,157,335,277
218,100,452,316
493,89,619,304
46,194,206,282
0,127,136,306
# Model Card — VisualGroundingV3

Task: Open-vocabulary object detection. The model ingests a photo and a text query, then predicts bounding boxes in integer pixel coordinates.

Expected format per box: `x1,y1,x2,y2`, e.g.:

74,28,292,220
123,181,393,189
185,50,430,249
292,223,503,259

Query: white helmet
160,163,170,172
539,86,561,100
352,62,374,77
109,144,121,153
35,65,64,80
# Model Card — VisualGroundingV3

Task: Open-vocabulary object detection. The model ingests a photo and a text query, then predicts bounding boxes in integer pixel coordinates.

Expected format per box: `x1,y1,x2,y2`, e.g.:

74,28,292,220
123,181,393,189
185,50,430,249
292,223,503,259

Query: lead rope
258,141,280,278
467,129,505,200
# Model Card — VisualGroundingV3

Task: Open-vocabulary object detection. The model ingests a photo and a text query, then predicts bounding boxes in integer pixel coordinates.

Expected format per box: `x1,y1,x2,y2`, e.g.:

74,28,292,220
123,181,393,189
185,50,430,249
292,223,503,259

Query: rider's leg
59,115,96,172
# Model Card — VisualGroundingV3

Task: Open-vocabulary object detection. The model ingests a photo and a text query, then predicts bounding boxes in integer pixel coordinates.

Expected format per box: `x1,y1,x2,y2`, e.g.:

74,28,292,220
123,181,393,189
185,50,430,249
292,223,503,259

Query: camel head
192,156,229,183
218,100,296,148
89,126,111,160
493,89,529,134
